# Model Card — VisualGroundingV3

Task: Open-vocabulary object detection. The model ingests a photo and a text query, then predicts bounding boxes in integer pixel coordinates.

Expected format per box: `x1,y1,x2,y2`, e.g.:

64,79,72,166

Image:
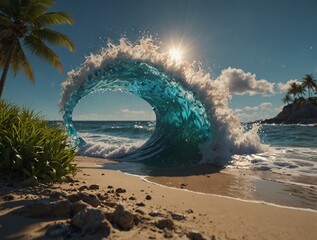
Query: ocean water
73,120,154,160
65,121,317,178
60,37,267,168
231,123,317,177
57,38,316,209
52,37,317,210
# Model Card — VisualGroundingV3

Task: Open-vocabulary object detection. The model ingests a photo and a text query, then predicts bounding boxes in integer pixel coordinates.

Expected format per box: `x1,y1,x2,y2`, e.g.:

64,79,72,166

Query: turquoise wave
60,38,268,166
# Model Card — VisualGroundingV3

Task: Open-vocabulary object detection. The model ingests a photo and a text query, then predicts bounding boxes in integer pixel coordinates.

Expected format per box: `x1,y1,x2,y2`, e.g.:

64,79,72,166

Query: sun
169,48,182,62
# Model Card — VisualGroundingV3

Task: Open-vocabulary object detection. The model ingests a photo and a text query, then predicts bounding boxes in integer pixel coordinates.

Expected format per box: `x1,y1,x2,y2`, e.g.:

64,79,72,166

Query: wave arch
60,38,268,166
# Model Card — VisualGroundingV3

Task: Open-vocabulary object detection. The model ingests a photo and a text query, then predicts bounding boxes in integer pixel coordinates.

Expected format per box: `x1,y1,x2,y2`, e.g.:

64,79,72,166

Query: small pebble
185,209,194,214
170,213,186,221
136,202,146,207
149,211,163,217
88,184,99,190
135,209,145,215
187,230,206,240
78,185,88,191
116,188,126,193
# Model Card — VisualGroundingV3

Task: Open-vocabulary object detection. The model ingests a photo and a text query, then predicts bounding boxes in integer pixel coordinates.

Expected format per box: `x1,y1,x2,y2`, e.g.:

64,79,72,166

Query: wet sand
146,167,317,210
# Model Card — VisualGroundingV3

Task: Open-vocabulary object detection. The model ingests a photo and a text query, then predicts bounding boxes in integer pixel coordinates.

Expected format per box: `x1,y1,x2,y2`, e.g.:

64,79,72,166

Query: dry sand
0,156,316,240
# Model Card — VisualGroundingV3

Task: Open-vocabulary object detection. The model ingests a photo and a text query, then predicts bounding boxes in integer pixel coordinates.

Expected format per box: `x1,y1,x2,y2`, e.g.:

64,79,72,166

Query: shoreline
142,176,317,213
101,157,317,211
145,167,317,211
1,156,317,239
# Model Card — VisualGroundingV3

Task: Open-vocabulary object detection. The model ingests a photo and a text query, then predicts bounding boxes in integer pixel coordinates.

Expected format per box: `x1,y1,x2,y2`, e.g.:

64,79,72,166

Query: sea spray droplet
60,37,268,166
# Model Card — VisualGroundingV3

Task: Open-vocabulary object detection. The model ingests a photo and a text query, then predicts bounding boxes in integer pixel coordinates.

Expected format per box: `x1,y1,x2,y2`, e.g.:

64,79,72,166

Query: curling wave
60,38,269,166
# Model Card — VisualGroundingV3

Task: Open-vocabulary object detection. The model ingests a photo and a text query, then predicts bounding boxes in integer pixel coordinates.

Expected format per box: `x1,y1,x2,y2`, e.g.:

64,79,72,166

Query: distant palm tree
302,74,317,98
298,83,305,98
282,94,292,105
0,0,75,98
288,82,302,100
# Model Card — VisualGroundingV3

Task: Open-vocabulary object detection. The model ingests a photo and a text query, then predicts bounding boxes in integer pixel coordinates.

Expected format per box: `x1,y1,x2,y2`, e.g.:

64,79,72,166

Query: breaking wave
60,38,269,166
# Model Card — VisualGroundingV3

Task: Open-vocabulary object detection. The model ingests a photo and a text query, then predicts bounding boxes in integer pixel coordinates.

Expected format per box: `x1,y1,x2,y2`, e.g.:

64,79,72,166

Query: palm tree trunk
308,87,311,98
0,39,17,98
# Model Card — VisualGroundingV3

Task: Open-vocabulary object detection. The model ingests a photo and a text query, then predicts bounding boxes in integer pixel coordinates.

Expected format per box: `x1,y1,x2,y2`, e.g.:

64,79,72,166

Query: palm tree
288,82,302,100
282,94,292,105
302,74,316,98
0,0,75,98
297,83,305,98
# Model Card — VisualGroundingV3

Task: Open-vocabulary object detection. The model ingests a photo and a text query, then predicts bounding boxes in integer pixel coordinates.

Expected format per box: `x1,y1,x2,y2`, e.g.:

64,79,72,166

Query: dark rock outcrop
46,223,71,238
71,208,111,235
155,218,174,230
68,192,100,207
187,230,207,240
261,103,317,124
113,204,135,230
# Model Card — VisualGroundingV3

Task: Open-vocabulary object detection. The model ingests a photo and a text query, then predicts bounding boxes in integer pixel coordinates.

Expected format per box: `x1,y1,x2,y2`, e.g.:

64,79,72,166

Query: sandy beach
1,156,317,240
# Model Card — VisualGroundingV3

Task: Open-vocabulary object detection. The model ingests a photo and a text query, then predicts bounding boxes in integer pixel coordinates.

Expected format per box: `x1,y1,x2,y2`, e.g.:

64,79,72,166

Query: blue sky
2,0,317,121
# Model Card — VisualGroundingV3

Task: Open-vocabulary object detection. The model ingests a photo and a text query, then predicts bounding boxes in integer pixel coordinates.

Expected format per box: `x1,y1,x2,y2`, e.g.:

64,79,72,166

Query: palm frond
0,0,74,90
24,35,63,72
24,0,56,21
0,14,14,27
12,41,34,82
32,12,74,27
0,29,13,40
0,0,20,19
32,28,75,52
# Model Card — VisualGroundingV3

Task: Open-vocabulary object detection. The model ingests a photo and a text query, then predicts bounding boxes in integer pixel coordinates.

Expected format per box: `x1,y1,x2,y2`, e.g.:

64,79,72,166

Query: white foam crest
78,140,142,159
231,147,317,177
60,37,269,164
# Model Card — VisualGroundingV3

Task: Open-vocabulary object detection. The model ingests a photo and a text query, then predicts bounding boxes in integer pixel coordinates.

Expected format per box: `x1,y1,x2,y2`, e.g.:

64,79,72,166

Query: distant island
261,102,317,124
261,74,317,124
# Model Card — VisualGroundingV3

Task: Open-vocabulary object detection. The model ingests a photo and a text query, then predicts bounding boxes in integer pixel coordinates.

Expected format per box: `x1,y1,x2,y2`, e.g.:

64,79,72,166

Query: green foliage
302,74,317,98
282,94,292,105
0,0,75,98
0,100,77,182
285,74,317,105
0,0,75,78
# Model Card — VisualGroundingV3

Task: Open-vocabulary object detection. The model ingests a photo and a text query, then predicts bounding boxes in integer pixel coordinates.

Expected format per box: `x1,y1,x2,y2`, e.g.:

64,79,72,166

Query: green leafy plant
0,100,77,182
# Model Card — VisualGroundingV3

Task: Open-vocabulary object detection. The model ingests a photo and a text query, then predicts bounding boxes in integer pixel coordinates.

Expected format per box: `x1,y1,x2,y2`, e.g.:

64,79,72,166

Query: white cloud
73,113,113,120
274,105,284,112
235,112,260,122
244,102,272,111
120,108,146,115
233,102,278,122
233,108,243,113
72,109,155,121
120,108,155,120
277,79,300,92
215,67,275,96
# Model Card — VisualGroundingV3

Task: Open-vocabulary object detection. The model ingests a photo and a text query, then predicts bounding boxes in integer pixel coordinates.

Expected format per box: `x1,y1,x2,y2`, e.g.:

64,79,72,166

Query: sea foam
60,37,269,165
